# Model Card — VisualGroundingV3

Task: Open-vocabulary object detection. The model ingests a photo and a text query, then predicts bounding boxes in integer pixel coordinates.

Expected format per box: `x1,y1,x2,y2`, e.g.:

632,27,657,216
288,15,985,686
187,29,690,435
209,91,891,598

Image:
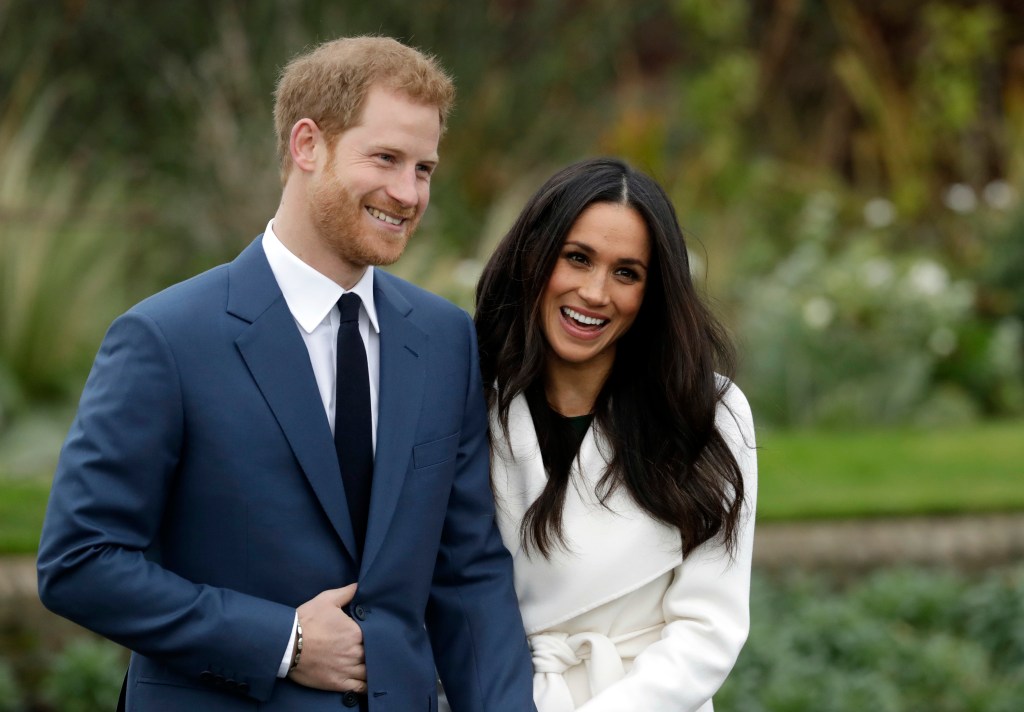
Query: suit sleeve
36,311,294,702
426,310,536,712
577,384,758,712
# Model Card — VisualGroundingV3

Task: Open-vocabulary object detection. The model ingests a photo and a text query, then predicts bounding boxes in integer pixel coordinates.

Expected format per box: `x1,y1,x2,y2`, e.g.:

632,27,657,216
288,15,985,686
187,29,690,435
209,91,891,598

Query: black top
524,383,593,476
561,411,593,443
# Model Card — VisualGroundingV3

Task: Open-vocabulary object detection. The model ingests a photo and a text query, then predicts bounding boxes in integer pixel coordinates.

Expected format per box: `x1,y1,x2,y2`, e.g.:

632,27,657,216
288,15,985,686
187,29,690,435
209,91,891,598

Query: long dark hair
475,157,744,559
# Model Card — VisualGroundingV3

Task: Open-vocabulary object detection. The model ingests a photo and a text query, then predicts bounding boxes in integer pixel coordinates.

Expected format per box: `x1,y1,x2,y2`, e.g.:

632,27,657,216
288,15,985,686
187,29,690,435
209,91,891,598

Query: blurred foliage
0,659,20,712
39,638,126,712
0,566,1020,710
0,68,130,430
1,0,1024,430
736,191,1024,425
717,564,1024,712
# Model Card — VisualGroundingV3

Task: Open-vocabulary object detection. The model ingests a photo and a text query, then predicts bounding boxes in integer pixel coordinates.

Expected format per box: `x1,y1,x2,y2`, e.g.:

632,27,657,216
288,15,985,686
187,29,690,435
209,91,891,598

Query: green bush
717,565,1024,712
41,638,126,712
735,191,1024,427
957,566,1024,675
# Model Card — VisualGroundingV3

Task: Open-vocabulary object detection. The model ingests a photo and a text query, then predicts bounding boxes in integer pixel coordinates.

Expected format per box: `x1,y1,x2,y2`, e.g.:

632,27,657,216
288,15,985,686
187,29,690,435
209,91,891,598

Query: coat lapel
360,273,427,575
493,394,683,633
228,238,359,561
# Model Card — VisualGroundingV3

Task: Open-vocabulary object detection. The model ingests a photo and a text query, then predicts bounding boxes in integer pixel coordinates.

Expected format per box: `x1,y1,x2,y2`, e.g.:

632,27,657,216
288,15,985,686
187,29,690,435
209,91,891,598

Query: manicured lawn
757,419,1024,520
2,420,1022,553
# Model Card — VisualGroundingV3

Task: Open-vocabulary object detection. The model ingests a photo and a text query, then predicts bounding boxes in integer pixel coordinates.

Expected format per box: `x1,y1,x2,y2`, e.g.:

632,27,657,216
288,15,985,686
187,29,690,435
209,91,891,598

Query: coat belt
529,624,662,710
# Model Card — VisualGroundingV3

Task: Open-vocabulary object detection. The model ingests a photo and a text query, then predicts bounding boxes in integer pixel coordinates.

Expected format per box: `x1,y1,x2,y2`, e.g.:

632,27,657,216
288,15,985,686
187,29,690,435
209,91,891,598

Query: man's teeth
562,307,607,326
367,207,404,225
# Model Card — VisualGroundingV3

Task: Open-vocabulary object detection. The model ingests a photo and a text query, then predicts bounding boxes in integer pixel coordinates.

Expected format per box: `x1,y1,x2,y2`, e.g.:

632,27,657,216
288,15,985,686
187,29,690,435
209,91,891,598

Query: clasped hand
289,583,367,693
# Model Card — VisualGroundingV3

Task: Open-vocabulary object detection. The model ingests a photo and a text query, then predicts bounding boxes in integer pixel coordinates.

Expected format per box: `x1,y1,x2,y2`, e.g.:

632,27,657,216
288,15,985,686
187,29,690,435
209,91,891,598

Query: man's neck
272,187,365,290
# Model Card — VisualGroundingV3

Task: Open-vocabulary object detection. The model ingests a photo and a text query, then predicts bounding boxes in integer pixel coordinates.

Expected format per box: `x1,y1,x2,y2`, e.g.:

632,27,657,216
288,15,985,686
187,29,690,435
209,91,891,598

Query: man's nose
386,167,420,208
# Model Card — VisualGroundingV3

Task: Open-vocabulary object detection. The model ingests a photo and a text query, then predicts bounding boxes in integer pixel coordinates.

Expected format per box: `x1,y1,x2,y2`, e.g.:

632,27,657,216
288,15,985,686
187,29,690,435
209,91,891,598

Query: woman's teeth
562,307,607,326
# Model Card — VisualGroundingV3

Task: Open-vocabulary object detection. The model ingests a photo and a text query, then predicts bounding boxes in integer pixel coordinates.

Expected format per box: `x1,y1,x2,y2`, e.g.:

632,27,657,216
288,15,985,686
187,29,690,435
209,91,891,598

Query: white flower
982,180,1016,211
863,198,896,228
802,297,835,330
943,183,977,214
861,257,895,289
907,260,949,296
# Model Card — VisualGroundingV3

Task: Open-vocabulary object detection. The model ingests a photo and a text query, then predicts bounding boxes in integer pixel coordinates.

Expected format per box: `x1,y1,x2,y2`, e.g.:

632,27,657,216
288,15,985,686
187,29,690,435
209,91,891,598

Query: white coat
491,383,758,712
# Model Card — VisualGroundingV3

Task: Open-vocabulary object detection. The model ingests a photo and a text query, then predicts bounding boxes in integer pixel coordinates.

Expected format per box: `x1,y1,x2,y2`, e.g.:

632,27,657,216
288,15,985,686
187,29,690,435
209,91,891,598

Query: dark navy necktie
335,292,373,559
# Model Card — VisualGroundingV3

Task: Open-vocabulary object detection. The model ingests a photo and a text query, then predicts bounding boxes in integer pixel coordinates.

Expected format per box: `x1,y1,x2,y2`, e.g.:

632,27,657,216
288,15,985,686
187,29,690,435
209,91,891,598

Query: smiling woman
539,203,650,404
474,157,757,711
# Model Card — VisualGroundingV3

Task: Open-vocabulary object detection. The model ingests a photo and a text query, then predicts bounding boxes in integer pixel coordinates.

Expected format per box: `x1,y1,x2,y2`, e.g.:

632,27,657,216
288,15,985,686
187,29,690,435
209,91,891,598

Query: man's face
309,85,441,270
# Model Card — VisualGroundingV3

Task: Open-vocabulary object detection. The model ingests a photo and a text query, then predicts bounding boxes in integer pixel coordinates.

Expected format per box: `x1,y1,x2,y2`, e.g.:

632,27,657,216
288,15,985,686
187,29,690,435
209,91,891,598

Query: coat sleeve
36,311,295,702
577,384,758,712
426,310,536,712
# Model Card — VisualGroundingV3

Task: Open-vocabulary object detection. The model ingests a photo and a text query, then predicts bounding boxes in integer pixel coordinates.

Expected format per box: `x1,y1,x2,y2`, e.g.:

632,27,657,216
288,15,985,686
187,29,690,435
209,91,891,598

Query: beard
309,166,421,268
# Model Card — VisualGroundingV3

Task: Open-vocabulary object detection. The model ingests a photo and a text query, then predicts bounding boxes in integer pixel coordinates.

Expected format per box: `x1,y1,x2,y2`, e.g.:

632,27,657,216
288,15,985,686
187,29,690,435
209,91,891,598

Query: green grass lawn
2,420,1022,553
757,419,1024,520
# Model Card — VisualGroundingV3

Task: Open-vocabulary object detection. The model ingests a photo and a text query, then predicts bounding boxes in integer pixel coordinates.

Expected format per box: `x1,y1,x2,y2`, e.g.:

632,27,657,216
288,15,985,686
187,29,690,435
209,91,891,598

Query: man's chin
369,230,414,266
364,241,409,267
370,251,405,267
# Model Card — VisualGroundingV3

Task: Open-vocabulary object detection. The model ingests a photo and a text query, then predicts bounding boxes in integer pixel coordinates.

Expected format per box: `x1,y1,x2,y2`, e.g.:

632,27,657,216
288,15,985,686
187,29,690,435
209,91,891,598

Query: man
37,36,535,711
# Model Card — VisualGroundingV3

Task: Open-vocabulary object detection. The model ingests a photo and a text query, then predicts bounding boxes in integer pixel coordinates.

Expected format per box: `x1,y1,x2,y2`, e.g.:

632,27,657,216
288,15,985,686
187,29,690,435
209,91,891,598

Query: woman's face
539,202,651,376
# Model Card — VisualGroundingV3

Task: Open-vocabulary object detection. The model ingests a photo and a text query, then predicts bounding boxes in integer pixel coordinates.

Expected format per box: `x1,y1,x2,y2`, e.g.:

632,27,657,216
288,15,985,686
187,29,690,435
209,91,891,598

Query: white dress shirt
262,220,381,446
261,219,381,676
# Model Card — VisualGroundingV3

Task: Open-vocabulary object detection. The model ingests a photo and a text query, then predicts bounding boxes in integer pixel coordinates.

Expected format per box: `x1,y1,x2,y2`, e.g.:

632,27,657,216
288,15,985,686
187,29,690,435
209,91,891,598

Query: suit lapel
361,273,426,575
228,238,359,561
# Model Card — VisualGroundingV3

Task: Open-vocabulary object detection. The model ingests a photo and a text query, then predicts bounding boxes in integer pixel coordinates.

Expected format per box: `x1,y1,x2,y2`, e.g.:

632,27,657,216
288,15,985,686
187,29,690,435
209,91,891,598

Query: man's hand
288,583,367,693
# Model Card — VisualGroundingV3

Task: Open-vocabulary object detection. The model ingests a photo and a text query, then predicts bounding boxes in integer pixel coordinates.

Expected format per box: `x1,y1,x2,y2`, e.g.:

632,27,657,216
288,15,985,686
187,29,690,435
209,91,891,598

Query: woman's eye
565,252,588,264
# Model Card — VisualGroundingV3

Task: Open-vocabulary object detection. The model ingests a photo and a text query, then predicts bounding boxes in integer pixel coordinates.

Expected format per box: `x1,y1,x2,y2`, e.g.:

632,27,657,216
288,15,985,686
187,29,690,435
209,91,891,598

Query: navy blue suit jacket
37,237,534,711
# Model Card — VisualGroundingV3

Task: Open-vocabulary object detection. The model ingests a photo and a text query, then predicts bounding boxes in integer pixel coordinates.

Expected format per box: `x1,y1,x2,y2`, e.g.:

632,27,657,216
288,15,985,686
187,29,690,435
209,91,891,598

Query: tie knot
338,292,362,323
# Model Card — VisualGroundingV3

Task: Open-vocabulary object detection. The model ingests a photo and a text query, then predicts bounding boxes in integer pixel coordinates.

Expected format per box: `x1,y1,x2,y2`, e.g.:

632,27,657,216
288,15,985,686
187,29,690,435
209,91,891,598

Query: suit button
199,671,214,683
237,681,250,694
353,605,366,621
225,678,237,689
342,691,360,707
213,674,226,686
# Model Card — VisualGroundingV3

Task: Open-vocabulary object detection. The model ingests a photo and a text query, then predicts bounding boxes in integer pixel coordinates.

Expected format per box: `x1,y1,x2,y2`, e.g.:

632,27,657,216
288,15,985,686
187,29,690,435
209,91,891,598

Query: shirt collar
262,220,380,335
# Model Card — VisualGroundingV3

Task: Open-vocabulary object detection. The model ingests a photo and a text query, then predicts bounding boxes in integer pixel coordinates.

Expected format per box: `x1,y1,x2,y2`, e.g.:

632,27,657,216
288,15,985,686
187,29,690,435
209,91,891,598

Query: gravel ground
753,512,1024,574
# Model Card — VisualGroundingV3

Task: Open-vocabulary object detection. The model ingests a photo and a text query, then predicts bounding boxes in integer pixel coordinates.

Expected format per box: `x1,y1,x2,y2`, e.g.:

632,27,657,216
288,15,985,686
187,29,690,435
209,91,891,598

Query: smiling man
37,36,535,712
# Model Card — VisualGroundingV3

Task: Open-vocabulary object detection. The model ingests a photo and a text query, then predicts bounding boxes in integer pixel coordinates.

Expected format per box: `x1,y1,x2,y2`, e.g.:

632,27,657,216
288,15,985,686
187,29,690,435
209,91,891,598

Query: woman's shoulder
714,374,755,444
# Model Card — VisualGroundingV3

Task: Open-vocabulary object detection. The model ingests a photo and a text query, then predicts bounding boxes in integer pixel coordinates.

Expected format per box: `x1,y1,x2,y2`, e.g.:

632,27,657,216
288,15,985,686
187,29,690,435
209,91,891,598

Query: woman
474,157,757,711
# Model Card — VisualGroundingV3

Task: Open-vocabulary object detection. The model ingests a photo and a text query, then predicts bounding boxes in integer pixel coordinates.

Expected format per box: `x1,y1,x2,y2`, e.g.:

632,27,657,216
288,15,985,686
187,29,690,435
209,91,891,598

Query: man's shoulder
131,262,231,320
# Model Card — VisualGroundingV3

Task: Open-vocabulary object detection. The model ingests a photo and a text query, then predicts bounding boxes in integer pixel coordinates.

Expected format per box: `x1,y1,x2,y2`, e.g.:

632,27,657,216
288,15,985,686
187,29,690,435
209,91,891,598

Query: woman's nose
577,273,610,306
